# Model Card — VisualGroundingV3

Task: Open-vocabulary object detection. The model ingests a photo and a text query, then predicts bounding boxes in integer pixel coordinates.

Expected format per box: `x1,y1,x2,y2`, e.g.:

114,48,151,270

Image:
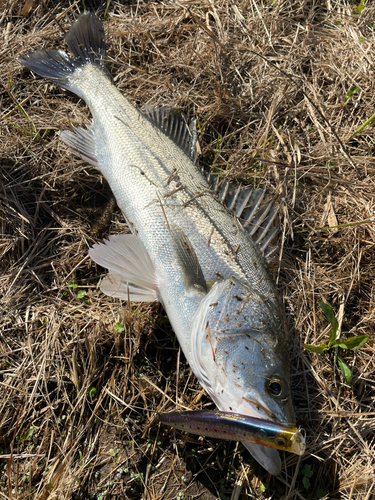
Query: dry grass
1,0,375,498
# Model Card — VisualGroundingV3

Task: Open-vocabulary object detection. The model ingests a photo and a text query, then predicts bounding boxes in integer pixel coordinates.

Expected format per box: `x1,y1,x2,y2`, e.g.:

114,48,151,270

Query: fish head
190,277,295,473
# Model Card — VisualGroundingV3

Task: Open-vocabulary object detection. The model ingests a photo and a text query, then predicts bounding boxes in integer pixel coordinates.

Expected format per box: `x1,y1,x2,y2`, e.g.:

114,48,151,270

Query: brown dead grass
1,0,375,498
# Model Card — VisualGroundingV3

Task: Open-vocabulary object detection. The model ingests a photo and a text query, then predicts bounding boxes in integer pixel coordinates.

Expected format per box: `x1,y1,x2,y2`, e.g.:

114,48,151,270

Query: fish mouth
241,395,277,420
241,380,296,425
235,394,305,454
158,410,306,456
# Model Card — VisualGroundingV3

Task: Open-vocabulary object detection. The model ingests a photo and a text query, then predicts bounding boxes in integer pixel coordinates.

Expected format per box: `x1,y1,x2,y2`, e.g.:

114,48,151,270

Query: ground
1,0,375,499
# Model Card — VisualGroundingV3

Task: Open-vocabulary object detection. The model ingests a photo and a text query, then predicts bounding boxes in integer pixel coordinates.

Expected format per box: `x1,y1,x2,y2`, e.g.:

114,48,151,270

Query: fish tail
17,12,107,94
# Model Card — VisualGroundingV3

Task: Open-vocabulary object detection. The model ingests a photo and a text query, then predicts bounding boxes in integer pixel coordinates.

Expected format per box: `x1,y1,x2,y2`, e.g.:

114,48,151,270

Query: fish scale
18,12,298,476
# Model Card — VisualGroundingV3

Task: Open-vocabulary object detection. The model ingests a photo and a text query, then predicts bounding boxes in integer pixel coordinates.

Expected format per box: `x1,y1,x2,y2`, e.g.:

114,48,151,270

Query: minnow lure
159,411,305,455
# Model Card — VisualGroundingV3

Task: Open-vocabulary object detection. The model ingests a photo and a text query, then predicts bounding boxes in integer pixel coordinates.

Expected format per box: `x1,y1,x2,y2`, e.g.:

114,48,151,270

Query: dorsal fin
225,185,279,262
141,103,278,261
141,105,198,162
200,165,279,261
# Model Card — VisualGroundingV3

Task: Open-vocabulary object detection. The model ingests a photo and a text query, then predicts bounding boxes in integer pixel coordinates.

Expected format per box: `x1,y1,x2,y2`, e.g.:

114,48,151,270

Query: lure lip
158,410,306,456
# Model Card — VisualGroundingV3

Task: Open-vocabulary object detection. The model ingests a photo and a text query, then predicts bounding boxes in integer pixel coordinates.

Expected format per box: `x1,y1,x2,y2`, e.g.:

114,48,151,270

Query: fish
18,12,298,475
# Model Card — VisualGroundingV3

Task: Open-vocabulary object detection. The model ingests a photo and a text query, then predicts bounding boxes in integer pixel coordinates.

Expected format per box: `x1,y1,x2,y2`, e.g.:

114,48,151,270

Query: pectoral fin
171,225,207,294
89,234,159,302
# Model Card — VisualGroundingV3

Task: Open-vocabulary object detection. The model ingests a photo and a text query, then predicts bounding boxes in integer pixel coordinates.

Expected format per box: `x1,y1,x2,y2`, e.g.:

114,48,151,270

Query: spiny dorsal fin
89,234,159,302
141,105,198,162
200,165,279,261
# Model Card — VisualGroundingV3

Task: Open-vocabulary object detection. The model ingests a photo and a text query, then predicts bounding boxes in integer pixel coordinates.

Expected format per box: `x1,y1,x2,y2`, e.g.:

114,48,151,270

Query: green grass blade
104,0,112,19
357,0,366,13
344,85,359,103
350,110,375,139
296,219,374,234
7,89,43,140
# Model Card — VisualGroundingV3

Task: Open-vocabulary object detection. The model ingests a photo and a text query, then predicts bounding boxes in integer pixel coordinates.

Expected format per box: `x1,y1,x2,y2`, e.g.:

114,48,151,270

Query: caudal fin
17,12,107,93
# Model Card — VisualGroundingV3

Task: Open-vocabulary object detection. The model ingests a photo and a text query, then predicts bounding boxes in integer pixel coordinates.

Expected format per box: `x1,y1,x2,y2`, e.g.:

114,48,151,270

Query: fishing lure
159,410,305,455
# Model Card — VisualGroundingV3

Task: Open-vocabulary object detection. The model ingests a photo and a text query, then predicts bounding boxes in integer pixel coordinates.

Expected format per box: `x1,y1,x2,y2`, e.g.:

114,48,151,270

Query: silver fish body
18,12,296,475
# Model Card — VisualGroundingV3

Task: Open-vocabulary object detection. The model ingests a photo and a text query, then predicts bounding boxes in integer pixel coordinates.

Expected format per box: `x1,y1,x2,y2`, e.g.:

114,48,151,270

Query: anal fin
89,235,158,302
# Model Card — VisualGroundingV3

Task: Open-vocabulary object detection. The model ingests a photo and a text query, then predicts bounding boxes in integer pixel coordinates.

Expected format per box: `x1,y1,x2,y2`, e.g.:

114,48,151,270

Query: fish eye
267,378,283,397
